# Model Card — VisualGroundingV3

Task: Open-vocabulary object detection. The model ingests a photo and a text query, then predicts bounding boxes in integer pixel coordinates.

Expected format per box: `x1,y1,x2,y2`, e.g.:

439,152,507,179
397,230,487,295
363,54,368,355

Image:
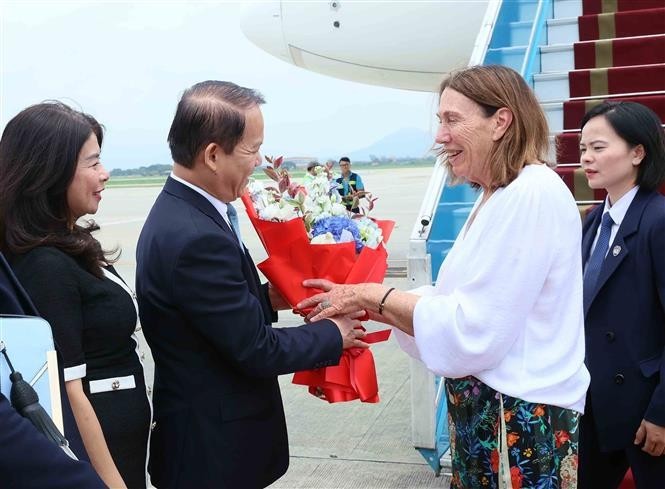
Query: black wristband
378,287,395,315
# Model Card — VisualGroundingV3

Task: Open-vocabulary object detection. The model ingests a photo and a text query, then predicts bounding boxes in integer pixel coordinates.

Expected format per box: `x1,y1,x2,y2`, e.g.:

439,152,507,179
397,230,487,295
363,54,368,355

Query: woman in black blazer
578,101,665,489
0,102,151,488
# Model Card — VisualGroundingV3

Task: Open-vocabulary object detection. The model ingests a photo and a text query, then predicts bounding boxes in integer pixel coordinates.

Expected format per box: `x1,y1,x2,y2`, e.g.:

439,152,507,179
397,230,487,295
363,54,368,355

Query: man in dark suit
136,81,365,489
0,252,104,488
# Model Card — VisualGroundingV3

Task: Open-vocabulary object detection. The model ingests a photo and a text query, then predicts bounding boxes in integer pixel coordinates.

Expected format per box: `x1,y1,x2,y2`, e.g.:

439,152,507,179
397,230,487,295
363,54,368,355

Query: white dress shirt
170,172,234,231
588,186,638,259
394,164,590,413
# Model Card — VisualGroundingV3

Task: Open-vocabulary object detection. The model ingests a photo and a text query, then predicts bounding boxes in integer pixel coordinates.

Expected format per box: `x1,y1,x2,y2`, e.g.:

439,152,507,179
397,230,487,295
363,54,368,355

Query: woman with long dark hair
578,101,665,489
0,102,151,488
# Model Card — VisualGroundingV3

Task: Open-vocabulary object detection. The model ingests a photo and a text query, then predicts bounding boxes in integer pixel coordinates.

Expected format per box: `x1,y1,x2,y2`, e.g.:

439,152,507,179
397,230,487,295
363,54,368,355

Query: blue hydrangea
311,216,363,253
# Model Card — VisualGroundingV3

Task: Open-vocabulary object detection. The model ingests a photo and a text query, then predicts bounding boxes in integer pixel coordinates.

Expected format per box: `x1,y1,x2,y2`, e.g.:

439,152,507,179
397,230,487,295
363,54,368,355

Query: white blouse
395,164,590,413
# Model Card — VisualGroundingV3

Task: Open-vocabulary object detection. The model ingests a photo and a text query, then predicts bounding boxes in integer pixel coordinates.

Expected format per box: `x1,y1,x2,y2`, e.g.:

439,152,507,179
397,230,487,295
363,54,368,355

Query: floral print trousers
446,376,580,489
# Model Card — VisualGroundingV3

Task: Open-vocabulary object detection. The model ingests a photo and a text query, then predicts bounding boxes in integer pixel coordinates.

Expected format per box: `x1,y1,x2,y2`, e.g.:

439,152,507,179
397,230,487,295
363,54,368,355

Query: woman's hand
298,279,370,321
635,419,665,456
66,380,127,488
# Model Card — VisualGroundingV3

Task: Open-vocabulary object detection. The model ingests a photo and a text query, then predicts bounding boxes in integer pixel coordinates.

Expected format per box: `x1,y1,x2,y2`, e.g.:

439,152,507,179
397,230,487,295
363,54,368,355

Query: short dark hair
168,81,265,168
580,101,665,191
0,101,114,278
339,157,350,164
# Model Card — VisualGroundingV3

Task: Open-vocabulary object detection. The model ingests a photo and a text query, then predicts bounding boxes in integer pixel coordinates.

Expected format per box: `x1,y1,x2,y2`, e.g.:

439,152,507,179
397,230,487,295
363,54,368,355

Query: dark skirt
445,376,580,489
86,367,151,489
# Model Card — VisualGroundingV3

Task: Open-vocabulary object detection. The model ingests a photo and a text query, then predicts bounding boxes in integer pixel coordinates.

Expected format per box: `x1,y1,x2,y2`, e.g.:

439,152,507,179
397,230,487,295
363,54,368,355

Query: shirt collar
603,185,638,227
170,172,229,223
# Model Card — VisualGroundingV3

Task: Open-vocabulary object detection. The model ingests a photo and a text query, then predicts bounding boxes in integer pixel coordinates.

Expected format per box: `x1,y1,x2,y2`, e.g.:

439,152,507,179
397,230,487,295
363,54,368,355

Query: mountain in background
344,127,434,162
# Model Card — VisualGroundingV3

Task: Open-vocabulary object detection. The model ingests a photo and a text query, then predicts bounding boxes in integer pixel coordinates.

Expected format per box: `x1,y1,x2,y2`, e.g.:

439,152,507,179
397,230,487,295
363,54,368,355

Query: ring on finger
320,299,332,310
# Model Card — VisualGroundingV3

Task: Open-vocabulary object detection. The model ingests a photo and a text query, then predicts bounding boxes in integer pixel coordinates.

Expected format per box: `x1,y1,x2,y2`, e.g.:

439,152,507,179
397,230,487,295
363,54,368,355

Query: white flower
355,217,383,249
330,202,347,216
259,202,298,221
310,232,336,245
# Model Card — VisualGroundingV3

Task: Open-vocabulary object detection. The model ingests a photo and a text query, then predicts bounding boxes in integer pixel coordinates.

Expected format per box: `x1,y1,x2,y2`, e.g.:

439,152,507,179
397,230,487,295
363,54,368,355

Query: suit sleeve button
605,331,615,342
614,374,625,384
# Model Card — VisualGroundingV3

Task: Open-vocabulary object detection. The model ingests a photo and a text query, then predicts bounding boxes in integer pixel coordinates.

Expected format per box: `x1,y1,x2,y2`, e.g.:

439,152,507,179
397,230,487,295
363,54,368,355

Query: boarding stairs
409,0,665,480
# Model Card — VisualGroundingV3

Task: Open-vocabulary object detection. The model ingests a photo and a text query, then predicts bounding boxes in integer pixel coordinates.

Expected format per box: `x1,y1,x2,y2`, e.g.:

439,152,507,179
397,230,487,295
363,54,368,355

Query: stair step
574,34,665,69
491,20,536,48
556,131,582,164
583,0,664,16
543,102,564,133
534,72,570,102
579,7,665,41
547,17,580,45
554,165,607,200
485,46,528,73
540,44,575,73
569,63,665,97
563,92,665,129
554,0,583,19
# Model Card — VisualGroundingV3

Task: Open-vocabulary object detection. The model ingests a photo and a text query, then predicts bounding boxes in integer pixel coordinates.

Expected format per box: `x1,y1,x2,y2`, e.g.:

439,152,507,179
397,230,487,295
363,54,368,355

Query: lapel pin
612,245,621,257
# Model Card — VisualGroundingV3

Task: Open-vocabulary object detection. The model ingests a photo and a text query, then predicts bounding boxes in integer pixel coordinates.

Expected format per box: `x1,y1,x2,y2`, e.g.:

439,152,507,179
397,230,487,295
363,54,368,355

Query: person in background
578,101,665,489
299,65,590,488
336,156,364,212
0,102,151,489
304,160,322,182
0,251,105,489
135,80,367,489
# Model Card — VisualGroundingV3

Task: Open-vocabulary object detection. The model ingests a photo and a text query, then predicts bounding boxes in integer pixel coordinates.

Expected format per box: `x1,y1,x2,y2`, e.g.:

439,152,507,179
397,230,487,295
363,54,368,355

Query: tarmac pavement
93,166,451,488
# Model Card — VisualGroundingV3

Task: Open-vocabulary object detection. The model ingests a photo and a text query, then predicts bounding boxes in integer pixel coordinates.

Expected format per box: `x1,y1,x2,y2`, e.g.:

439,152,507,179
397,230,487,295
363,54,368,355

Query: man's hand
634,419,665,456
328,312,369,349
267,283,290,311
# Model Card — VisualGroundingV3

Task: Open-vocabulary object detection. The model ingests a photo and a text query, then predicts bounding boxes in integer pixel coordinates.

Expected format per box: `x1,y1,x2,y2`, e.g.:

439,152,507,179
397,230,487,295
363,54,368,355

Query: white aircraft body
240,1,490,92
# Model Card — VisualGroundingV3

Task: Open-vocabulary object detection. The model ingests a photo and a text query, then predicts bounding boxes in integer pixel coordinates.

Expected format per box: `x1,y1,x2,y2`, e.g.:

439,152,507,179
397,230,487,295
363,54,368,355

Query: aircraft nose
240,3,291,64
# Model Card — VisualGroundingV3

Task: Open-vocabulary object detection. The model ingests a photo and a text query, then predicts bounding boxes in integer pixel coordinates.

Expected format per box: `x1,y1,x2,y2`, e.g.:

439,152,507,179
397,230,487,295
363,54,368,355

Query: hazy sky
0,1,438,170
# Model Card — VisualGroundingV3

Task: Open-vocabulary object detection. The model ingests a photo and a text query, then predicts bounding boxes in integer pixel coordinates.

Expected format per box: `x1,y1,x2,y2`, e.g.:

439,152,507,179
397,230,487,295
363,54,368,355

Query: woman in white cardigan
299,65,590,488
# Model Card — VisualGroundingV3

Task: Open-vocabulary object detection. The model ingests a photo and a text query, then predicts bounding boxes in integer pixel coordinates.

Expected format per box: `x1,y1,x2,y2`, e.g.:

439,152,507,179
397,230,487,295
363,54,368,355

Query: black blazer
0,253,104,488
582,189,665,451
136,177,343,488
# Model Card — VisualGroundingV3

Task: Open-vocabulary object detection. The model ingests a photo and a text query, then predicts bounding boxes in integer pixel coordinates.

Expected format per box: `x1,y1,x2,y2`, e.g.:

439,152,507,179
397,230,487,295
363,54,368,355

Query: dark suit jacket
582,189,665,451
136,177,343,488
0,253,104,488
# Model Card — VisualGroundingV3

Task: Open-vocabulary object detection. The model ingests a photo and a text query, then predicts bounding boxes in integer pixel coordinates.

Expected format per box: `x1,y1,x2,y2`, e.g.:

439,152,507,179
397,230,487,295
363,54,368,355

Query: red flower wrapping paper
241,192,395,403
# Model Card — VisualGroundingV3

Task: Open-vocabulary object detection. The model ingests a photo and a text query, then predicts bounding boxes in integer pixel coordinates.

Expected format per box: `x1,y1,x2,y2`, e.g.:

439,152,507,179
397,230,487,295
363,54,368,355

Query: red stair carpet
554,0,665,213
582,0,664,15
551,2,665,484
563,94,665,130
574,34,665,69
578,7,665,41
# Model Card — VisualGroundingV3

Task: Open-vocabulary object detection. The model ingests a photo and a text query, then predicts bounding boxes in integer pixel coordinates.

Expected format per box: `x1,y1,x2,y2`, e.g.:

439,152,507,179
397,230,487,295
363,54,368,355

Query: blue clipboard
0,315,63,431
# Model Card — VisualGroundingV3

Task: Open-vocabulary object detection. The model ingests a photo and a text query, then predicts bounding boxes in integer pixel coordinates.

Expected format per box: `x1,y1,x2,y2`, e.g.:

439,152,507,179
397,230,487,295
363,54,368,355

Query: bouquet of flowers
242,156,395,403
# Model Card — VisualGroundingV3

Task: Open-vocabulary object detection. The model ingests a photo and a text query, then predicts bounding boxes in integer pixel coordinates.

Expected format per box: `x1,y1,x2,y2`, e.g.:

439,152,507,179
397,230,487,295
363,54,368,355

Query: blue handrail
520,0,553,85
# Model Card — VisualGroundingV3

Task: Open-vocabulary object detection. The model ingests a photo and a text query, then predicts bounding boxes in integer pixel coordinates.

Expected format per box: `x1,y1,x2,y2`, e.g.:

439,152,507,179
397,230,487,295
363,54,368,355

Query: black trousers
579,400,665,489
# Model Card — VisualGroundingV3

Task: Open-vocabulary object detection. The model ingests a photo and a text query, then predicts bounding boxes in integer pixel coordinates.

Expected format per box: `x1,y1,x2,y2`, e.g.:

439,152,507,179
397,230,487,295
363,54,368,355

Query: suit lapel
585,189,652,314
163,177,236,238
163,177,266,307
582,206,602,265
